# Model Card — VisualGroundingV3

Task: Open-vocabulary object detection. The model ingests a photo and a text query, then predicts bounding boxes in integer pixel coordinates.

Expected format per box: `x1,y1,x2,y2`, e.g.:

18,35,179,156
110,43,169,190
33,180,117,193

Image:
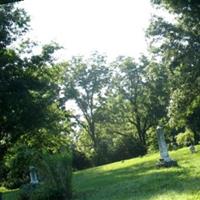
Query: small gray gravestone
29,166,39,184
156,126,177,168
189,144,196,153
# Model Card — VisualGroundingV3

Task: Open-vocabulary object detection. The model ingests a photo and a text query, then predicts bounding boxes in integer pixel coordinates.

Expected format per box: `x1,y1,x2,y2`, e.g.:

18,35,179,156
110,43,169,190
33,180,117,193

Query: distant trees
114,56,169,148
62,54,169,165
62,53,110,161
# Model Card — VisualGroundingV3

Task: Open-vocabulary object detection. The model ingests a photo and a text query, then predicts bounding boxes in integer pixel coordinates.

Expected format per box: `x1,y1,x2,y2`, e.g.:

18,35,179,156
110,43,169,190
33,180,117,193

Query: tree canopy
0,3,72,186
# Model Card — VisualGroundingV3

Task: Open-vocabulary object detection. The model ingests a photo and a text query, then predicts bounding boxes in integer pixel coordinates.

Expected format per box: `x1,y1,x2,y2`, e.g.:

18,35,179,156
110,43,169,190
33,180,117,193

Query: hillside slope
2,146,200,200
73,146,200,200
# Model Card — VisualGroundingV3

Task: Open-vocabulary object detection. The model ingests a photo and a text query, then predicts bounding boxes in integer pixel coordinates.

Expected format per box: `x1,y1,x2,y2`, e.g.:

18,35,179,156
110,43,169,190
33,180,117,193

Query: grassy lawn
2,146,200,200
73,146,200,200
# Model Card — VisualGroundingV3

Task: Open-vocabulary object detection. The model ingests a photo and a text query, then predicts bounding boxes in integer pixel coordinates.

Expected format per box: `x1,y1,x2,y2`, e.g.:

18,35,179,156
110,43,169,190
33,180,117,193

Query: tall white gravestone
156,126,177,167
156,126,171,162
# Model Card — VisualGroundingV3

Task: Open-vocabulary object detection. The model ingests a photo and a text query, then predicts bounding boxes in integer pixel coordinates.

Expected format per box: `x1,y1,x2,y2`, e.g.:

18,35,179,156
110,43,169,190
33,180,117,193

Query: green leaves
63,53,110,152
0,4,30,48
149,0,200,135
0,3,72,180
0,0,22,4
176,128,194,146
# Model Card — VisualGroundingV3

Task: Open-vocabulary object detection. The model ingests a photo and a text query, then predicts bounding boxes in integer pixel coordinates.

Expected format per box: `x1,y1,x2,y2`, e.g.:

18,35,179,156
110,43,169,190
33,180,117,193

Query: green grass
2,146,200,200
0,187,19,200
73,146,200,200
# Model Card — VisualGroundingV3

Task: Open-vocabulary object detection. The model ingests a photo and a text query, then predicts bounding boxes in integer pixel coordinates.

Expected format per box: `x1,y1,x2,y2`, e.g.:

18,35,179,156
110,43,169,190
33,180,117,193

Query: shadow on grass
73,158,158,189
2,190,19,200
73,161,200,200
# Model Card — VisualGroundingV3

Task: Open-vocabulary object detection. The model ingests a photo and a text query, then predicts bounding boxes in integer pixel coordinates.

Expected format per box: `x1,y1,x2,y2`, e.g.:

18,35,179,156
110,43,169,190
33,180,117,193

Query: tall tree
113,56,169,148
0,4,29,158
63,53,110,154
0,4,70,160
0,4,72,186
147,0,200,136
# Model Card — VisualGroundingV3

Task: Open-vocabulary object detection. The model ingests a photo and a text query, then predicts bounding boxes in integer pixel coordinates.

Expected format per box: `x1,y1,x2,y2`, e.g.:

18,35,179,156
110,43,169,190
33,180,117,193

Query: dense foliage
0,3,72,187
147,0,200,139
18,151,72,200
68,0,200,166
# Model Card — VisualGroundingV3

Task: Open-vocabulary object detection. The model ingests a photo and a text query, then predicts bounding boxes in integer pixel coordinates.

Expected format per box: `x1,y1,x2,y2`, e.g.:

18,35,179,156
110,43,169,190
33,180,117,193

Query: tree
0,4,30,159
0,4,29,48
113,56,169,148
147,0,200,139
0,4,72,184
0,0,22,4
63,53,110,155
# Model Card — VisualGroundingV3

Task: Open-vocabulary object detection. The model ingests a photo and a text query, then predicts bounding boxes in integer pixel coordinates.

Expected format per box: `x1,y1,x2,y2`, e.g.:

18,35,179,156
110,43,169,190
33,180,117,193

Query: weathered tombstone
156,126,178,168
29,166,39,184
189,144,196,153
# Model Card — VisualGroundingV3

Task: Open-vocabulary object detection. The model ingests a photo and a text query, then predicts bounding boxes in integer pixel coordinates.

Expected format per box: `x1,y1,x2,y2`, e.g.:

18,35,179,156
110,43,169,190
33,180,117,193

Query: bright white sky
19,0,154,61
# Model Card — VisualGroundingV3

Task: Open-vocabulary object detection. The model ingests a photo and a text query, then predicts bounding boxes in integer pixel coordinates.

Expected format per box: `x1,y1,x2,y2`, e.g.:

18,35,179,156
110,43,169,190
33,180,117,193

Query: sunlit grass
73,146,200,200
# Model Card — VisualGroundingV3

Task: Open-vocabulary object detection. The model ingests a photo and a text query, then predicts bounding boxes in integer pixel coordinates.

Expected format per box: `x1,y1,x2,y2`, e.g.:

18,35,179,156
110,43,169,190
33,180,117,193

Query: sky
19,0,154,61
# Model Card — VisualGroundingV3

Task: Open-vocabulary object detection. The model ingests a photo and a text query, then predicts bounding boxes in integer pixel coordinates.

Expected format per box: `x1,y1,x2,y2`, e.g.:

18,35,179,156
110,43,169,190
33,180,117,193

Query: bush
72,149,92,170
18,151,72,200
147,127,158,153
3,132,71,189
110,136,146,162
18,184,35,200
38,151,72,200
176,128,195,147
0,161,7,185
4,144,39,189
18,183,70,200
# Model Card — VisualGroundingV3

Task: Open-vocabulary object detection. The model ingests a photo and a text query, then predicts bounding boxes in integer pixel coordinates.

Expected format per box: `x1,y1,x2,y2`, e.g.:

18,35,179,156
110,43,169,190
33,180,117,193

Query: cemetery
1,145,200,200
0,0,200,199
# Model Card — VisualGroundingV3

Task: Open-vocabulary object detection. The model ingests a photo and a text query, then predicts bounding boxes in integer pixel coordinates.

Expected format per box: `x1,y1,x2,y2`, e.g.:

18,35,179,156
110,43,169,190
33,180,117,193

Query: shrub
18,151,72,200
72,149,92,170
107,136,146,163
18,184,35,200
38,151,72,200
18,183,70,200
4,144,39,189
3,133,71,189
176,128,195,147
147,127,158,153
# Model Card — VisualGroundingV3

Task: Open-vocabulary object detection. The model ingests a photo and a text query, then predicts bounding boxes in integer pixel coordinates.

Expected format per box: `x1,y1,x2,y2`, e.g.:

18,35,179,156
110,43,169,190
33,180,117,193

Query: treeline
0,0,199,189
66,54,169,167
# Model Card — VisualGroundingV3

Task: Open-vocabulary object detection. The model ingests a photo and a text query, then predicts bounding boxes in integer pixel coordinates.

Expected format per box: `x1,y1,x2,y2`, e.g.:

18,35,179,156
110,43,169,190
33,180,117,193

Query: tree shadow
73,160,200,200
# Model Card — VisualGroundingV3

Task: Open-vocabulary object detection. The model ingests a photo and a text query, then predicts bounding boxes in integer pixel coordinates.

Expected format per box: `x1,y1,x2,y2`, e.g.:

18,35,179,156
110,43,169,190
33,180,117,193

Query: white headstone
156,126,171,162
29,166,39,184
